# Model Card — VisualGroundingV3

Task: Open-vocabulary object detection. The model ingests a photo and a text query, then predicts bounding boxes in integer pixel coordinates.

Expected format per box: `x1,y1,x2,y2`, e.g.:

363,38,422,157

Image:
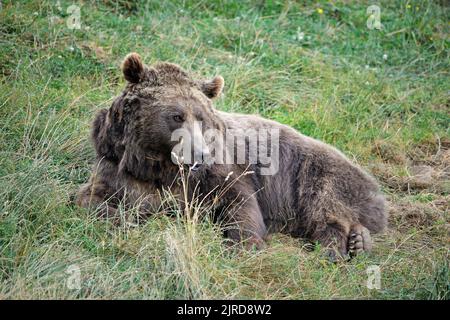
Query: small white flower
295,27,304,41
365,65,370,69
383,54,388,60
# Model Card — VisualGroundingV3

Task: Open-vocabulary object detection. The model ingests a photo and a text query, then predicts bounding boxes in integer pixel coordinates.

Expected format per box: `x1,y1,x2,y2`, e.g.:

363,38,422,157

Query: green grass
0,0,448,299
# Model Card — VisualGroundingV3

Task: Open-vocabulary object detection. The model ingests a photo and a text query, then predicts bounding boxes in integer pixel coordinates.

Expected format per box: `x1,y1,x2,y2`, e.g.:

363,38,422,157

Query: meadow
0,0,448,299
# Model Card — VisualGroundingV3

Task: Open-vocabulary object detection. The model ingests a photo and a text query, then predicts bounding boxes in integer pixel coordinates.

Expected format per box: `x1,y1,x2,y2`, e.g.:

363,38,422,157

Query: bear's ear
121,52,145,83
201,76,224,99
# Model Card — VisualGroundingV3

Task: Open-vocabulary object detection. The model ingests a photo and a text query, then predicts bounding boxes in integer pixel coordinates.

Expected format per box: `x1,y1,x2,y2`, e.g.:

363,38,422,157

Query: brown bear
76,52,387,259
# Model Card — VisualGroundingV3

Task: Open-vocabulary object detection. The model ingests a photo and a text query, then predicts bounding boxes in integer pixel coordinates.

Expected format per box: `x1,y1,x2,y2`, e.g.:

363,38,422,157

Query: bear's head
92,52,225,181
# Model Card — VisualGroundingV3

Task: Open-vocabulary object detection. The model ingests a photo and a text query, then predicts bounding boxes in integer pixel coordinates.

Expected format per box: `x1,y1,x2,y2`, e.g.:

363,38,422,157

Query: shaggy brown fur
76,53,388,259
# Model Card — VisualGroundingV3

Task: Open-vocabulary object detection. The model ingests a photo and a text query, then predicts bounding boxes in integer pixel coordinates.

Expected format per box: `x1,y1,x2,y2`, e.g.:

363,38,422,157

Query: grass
0,0,448,299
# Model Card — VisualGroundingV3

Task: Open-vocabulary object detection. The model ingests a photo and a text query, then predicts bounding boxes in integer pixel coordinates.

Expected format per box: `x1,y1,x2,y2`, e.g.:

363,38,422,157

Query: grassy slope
0,0,448,299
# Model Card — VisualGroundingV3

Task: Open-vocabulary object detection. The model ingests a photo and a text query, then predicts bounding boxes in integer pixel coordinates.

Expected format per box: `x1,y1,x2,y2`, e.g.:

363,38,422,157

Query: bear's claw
348,225,372,258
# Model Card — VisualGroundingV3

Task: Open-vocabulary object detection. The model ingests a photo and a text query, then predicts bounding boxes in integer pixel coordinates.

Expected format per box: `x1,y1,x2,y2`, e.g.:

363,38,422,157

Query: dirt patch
371,163,448,194
370,137,449,194
372,139,407,165
388,196,449,230
407,137,450,165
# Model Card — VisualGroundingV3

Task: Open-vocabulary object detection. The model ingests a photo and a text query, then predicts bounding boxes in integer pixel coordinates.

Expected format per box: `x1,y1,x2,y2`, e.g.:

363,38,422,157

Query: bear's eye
173,115,184,123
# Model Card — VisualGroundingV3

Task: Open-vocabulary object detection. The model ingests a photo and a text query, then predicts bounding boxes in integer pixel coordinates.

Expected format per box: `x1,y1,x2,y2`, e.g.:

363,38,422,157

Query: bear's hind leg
311,218,351,261
311,221,373,261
